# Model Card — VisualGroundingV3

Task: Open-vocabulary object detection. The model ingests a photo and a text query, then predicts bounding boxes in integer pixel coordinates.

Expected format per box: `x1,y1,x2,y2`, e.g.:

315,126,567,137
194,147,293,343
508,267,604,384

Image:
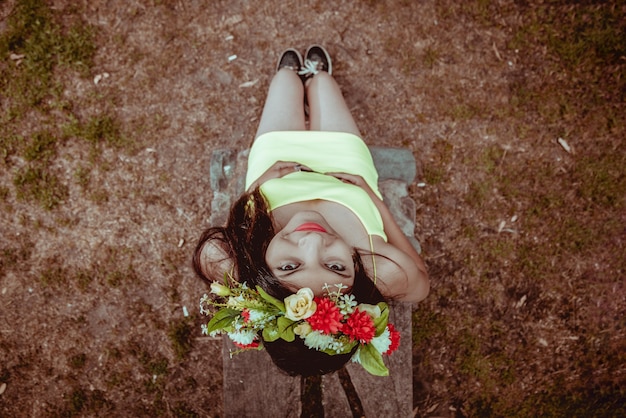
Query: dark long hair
193,188,385,375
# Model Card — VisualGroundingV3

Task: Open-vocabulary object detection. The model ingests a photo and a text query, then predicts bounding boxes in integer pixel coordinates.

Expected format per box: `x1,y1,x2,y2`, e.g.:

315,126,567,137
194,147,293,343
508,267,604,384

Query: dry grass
0,0,624,416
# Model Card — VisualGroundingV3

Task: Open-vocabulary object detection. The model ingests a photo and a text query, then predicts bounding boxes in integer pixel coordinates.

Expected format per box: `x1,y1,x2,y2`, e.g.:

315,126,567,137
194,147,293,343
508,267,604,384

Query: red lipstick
294,223,327,233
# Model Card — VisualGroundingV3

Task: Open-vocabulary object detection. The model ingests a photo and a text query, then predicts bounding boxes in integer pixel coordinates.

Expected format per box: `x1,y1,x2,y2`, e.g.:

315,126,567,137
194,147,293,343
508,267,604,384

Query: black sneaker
298,45,332,78
276,48,303,73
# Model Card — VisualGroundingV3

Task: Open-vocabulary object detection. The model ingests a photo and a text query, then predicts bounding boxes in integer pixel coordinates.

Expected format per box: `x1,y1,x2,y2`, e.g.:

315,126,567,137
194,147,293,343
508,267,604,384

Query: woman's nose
297,233,329,252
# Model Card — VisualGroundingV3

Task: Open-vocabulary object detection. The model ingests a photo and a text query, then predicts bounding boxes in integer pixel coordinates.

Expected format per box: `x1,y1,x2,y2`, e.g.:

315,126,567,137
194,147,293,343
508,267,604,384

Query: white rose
284,288,317,321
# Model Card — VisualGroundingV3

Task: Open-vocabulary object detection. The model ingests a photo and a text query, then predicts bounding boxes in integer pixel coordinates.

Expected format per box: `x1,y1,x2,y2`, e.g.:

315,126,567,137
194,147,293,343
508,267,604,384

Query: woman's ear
199,240,235,281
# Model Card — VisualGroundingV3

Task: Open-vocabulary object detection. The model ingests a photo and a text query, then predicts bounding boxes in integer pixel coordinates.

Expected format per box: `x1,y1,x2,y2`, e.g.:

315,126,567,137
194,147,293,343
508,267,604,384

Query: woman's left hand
325,172,379,201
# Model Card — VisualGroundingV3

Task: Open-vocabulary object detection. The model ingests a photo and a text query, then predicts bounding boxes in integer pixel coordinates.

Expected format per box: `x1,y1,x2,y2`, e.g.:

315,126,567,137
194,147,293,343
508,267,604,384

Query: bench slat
222,340,300,418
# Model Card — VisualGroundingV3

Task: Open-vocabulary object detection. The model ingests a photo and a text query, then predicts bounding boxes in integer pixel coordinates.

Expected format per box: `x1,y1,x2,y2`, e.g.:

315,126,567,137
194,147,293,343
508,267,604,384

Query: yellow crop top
245,131,387,241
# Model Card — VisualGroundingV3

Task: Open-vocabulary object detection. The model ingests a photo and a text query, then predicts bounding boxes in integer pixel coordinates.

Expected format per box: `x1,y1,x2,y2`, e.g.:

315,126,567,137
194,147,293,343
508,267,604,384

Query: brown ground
1,0,624,417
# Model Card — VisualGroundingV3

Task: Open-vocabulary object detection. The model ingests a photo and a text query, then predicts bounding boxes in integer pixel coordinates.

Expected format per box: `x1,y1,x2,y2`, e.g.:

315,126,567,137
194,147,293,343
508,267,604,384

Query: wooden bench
209,147,420,417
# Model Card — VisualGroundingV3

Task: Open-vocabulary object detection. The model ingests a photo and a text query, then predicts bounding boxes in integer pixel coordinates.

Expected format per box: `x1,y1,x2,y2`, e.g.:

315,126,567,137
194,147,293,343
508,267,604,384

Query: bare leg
306,72,361,136
255,69,306,138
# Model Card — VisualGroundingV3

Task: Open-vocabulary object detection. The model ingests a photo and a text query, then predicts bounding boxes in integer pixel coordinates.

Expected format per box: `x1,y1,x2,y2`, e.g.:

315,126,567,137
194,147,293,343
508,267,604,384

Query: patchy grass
54,387,113,417
11,130,68,209
23,131,57,162
39,264,68,288
68,353,87,369
544,5,625,71
509,2,625,135
102,264,138,287
0,0,129,210
412,308,446,346
0,0,95,114
0,241,33,276
60,113,132,203
13,166,69,210
64,113,127,153
423,138,453,185
422,47,439,69
73,165,91,190
414,2,625,416
168,319,194,360
171,403,200,418
574,151,626,209
464,180,489,208
437,132,625,414
0,134,20,164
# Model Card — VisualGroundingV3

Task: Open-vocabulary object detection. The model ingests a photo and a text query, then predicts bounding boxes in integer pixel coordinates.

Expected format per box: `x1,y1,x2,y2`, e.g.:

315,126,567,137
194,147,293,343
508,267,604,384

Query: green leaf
373,302,390,336
262,325,280,342
206,308,239,334
256,286,285,312
358,344,389,376
277,317,296,342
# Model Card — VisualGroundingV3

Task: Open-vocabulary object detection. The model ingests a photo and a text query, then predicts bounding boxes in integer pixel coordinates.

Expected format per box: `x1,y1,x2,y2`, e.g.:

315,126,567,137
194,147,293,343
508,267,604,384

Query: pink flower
343,308,376,343
307,297,343,334
384,324,401,355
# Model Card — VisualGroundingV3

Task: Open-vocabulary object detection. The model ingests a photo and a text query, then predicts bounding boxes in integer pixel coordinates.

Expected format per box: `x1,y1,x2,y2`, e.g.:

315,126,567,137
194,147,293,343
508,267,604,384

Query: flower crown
199,275,400,376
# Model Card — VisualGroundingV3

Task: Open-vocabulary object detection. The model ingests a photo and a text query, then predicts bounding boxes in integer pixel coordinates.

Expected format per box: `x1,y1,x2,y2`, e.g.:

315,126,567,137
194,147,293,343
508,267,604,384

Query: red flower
234,340,260,349
384,323,401,355
343,308,376,343
241,309,250,323
306,297,344,334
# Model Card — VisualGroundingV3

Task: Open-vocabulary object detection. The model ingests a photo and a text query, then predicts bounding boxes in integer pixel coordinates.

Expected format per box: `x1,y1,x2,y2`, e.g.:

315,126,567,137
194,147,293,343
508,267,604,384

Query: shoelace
298,59,321,77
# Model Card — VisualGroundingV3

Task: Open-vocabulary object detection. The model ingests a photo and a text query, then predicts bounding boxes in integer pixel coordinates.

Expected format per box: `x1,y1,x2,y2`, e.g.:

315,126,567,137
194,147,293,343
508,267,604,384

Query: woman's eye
279,263,299,271
326,263,346,272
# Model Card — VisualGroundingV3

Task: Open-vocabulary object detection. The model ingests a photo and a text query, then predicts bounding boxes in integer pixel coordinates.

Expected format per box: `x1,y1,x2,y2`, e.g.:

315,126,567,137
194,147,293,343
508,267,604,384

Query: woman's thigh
255,69,306,138
306,72,361,136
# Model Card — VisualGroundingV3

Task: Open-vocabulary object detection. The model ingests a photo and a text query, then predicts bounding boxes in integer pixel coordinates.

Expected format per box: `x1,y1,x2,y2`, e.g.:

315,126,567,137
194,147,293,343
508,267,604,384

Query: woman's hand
247,161,311,191
325,172,379,201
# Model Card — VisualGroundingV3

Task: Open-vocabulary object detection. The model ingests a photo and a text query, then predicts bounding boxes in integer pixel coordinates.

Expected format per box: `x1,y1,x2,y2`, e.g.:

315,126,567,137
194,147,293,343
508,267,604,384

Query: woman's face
265,211,355,296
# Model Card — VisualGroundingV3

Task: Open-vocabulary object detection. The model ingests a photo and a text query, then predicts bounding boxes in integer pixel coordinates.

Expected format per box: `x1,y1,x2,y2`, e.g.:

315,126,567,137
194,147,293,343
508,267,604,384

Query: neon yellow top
245,131,387,241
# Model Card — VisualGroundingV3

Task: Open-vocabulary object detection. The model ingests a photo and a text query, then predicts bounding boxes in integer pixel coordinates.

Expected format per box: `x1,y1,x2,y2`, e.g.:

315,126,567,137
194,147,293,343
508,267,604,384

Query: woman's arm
326,172,430,302
371,194,430,302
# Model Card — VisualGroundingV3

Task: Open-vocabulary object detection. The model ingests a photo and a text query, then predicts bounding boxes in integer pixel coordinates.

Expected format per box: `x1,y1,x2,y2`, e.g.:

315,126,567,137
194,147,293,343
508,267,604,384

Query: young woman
193,45,429,376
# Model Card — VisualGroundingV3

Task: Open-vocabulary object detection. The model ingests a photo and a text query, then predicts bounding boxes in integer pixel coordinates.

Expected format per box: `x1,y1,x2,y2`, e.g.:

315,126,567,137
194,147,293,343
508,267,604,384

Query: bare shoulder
368,238,430,303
